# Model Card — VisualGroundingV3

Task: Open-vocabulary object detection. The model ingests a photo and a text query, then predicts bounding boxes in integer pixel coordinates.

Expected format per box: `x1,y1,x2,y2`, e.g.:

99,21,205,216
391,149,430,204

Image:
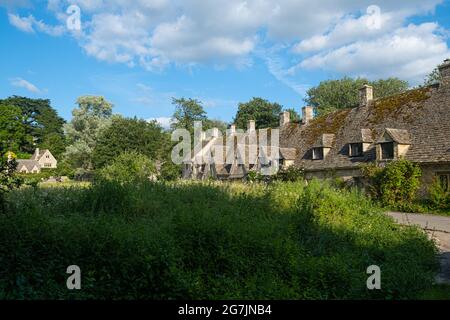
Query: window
438,173,450,192
312,147,324,160
46,155,50,159
349,143,363,157
44,163,52,168
381,142,394,160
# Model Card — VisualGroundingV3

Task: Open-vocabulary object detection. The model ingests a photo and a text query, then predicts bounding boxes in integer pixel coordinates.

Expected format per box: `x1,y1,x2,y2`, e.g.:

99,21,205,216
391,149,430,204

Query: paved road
386,212,450,284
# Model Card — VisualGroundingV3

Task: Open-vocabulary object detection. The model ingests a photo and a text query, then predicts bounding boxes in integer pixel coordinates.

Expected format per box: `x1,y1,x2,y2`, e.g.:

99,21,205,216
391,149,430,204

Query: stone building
184,59,450,194
16,148,58,174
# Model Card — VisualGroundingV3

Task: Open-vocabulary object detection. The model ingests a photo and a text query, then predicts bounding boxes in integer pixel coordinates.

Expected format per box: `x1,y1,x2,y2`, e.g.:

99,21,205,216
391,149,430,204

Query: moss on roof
305,108,351,145
369,87,431,124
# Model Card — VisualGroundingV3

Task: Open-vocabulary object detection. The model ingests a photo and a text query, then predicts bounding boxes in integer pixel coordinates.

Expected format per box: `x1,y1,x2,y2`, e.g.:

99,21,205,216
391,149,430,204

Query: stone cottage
184,59,450,194
16,148,58,174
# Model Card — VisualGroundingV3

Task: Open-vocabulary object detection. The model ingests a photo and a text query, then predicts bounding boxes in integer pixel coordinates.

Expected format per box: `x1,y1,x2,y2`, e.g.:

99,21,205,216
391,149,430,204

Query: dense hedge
0,180,438,299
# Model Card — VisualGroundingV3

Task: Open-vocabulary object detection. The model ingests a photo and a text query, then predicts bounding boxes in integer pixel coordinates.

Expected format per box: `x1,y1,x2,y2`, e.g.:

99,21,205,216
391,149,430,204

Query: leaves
305,77,409,116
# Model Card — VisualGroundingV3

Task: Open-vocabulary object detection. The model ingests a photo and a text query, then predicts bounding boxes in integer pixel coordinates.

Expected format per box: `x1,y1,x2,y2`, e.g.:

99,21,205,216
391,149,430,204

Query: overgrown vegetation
361,160,422,211
0,180,438,299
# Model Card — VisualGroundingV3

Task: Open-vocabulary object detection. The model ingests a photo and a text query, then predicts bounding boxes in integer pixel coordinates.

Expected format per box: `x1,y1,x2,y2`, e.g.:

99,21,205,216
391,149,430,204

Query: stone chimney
279,111,290,126
229,124,236,135
248,120,256,131
438,58,450,87
359,84,373,107
211,127,220,138
302,106,314,124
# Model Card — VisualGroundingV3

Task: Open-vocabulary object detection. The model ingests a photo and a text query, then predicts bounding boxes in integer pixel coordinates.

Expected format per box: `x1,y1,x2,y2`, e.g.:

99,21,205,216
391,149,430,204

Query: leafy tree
92,116,170,169
285,108,300,123
0,96,66,156
64,96,113,171
305,77,409,116
423,67,441,86
97,151,156,184
170,98,207,132
233,97,283,129
0,105,31,152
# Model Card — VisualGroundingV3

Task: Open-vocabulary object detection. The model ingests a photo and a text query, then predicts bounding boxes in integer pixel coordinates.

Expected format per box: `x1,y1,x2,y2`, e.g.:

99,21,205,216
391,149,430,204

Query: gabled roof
31,149,50,161
280,85,450,170
17,160,40,171
313,134,335,148
349,129,374,144
377,128,411,144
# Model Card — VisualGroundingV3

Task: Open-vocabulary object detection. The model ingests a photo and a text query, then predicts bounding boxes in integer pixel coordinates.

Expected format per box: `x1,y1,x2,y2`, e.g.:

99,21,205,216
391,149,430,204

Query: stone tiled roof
30,149,49,161
17,160,40,171
377,128,411,144
280,84,450,171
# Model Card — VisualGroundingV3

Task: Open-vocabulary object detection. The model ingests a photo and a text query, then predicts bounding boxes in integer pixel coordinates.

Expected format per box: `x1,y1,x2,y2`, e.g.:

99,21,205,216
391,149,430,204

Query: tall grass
0,180,438,299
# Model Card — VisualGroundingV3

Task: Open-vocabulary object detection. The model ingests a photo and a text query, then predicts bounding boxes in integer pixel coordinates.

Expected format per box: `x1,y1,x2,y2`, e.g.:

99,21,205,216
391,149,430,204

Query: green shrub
0,180,438,299
96,151,156,184
428,178,450,211
362,160,422,209
274,166,304,182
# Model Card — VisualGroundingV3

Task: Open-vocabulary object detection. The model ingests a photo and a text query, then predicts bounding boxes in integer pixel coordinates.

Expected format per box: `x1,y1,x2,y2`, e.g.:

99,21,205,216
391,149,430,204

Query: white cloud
299,23,450,84
7,0,450,85
148,117,173,129
10,78,41,93
8,13,34,32
8,13,65,36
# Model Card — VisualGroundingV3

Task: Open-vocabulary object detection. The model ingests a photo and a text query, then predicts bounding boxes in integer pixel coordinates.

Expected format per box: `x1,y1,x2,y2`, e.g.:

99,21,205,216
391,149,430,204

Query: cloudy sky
1,0,449,126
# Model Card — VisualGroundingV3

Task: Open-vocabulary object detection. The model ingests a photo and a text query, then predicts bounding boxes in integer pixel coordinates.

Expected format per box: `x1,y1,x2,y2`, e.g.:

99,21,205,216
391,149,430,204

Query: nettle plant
361,159,422,208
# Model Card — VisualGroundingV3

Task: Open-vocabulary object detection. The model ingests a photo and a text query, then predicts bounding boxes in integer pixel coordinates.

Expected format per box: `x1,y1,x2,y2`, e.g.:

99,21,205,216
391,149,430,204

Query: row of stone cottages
183,59,450,197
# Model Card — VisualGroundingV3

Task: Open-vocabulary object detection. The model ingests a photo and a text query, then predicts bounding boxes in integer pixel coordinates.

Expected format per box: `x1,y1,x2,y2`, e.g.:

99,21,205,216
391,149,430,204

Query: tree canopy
0,96,66,157
304,77,409,116
233,97,283,129
64,96,113,171
0,105,30,153
170,98,207,132
92,116,170,169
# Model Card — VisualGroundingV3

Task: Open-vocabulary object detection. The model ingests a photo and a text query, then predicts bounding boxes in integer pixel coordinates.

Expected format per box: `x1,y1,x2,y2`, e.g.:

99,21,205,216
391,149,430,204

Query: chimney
359,84,373,107
279,111,290,126
211,127,219,138
229,124,236,135
438,58,450,87
248,120,256,131
302,106,314,124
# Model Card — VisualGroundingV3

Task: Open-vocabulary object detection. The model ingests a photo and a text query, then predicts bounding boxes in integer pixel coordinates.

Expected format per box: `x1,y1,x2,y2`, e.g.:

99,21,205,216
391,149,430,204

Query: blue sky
1,1,449,127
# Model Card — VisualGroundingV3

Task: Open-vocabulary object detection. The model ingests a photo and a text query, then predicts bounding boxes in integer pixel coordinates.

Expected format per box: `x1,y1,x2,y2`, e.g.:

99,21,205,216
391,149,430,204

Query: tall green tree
305,77,409,116
0,105,31,153
233,97,283,129
170,98,207,132
64,96,113,171
92,116,170,169
0,96,66,156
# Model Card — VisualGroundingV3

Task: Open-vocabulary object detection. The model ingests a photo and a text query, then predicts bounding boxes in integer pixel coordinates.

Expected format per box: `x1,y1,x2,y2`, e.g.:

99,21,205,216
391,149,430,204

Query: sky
1,0,449,128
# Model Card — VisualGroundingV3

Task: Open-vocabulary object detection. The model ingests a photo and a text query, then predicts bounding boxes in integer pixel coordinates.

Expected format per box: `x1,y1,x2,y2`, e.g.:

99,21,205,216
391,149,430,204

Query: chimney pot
280,111,290,126
302,106,314,124
359,84,373,107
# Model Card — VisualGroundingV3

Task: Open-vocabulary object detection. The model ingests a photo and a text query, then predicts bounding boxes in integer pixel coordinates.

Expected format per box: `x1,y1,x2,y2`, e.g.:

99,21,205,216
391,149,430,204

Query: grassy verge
0,180,440,299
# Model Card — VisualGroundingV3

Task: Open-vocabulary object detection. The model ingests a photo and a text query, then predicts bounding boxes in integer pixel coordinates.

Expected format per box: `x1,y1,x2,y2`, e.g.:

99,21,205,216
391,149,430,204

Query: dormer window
349,143,363,157
380,142,394,160
376,129,411,161
312,134,334,161
312,147,324,160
